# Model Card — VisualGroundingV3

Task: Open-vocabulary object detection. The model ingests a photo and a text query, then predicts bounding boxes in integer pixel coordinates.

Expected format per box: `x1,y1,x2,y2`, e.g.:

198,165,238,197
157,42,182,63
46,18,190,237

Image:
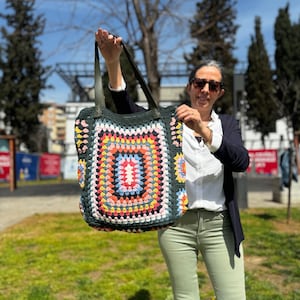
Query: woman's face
187,66,224,112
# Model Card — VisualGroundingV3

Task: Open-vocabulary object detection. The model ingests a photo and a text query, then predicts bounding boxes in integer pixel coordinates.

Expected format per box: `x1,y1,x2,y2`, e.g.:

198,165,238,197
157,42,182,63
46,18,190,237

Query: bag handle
94,40,160,118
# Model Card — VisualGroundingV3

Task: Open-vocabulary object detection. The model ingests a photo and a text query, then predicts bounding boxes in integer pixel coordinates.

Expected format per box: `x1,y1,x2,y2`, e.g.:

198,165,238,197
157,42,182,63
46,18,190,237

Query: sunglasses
190,78,223,92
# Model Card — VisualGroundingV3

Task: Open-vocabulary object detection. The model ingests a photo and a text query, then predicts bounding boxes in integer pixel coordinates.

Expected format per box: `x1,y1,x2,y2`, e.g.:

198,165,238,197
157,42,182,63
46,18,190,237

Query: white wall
243,118,293,150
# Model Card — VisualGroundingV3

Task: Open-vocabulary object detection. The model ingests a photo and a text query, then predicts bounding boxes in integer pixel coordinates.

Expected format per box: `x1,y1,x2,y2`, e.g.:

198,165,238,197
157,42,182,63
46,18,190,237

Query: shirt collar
210,110,219,123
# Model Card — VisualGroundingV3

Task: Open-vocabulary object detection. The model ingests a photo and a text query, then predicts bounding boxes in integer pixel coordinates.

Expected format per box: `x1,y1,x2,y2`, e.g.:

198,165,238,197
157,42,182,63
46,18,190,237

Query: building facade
39,103,67,154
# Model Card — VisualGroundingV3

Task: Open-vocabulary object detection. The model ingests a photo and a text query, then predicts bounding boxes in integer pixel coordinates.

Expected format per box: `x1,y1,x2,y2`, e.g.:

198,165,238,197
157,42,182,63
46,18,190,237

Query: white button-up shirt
183,110,226,211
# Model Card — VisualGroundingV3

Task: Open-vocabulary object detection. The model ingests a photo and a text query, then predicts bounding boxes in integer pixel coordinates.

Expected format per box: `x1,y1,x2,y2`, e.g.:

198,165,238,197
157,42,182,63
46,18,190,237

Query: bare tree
41,0,195,105
95,0,194,104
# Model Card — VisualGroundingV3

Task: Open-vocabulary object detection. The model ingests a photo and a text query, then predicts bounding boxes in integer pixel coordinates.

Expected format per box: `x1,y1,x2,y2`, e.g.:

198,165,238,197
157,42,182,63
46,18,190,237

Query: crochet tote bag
74,41,187,232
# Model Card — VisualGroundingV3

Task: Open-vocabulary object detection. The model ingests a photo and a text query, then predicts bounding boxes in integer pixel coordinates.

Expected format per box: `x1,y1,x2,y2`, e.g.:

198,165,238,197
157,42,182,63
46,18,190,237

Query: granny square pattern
75,106,188,232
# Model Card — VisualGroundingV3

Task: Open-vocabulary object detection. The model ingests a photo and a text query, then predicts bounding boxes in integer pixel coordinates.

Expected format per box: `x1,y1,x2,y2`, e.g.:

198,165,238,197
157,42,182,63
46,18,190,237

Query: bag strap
94,42,105,117
94,40,160,118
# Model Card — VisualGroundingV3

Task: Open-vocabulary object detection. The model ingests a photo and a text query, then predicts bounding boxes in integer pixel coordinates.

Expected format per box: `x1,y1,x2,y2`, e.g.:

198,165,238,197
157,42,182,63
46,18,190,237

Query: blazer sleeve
213,114,249,172
110,90,145,114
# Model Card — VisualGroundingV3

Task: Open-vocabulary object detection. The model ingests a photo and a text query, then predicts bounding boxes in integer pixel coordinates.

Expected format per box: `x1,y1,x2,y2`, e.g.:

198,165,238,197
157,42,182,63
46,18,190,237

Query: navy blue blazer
110,90,250,257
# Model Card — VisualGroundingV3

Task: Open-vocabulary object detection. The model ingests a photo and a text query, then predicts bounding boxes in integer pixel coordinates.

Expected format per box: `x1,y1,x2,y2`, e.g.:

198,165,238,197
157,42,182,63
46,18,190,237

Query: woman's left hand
176,105,212,144
176,104,203,132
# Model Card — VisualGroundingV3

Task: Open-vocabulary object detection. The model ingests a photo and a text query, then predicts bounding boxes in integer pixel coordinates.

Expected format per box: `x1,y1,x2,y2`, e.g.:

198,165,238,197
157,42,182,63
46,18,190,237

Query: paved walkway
0,183,81,231
0,181,299,232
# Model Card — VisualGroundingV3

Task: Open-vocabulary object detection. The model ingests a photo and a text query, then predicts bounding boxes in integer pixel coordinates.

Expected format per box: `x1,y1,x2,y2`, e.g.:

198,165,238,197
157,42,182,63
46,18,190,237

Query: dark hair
188,60,224,85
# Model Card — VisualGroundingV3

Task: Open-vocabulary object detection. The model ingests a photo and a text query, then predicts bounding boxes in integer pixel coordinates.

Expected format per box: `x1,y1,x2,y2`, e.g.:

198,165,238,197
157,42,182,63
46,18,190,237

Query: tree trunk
132,0,161,106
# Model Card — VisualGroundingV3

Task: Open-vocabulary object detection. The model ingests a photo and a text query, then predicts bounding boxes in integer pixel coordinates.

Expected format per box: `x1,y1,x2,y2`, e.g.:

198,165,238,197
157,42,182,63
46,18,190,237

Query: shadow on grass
253,213,276,220
0,181,80,197
128,289,151,300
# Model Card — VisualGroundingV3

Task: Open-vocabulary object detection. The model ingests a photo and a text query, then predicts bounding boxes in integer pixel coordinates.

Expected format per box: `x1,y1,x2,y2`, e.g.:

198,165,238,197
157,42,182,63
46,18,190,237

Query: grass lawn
0,208,299,300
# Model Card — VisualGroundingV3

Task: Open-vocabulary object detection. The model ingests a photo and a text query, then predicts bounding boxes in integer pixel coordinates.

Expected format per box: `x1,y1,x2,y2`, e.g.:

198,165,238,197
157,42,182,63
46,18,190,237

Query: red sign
39,153,61,178
0,152,10,181
247,149,278,175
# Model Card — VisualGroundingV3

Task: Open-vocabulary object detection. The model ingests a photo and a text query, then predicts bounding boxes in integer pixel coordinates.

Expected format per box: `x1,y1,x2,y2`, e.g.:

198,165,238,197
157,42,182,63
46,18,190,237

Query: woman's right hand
95,28,123,64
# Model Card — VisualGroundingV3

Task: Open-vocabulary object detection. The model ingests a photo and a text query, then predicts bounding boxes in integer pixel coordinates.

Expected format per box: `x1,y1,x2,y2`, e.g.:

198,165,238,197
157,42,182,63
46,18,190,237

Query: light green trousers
158,209,246,300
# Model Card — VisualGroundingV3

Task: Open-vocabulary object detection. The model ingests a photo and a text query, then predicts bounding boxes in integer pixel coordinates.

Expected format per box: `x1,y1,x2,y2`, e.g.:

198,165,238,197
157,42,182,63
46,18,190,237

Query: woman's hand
95,28,123,89
176,104,203,132
95,28,123,64
176,105,212,144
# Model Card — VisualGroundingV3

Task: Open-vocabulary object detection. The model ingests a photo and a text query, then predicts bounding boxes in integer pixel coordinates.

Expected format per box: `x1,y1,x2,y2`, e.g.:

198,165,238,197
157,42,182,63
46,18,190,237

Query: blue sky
0,0,300,104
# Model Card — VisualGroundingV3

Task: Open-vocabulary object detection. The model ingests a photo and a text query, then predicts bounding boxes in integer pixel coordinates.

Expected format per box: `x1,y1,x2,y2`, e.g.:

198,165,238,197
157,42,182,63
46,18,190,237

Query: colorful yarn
75,106,188,231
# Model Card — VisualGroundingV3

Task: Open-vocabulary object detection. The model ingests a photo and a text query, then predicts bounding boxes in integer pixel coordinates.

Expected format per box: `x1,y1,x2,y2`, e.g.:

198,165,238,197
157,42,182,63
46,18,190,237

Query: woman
95,28,249,300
